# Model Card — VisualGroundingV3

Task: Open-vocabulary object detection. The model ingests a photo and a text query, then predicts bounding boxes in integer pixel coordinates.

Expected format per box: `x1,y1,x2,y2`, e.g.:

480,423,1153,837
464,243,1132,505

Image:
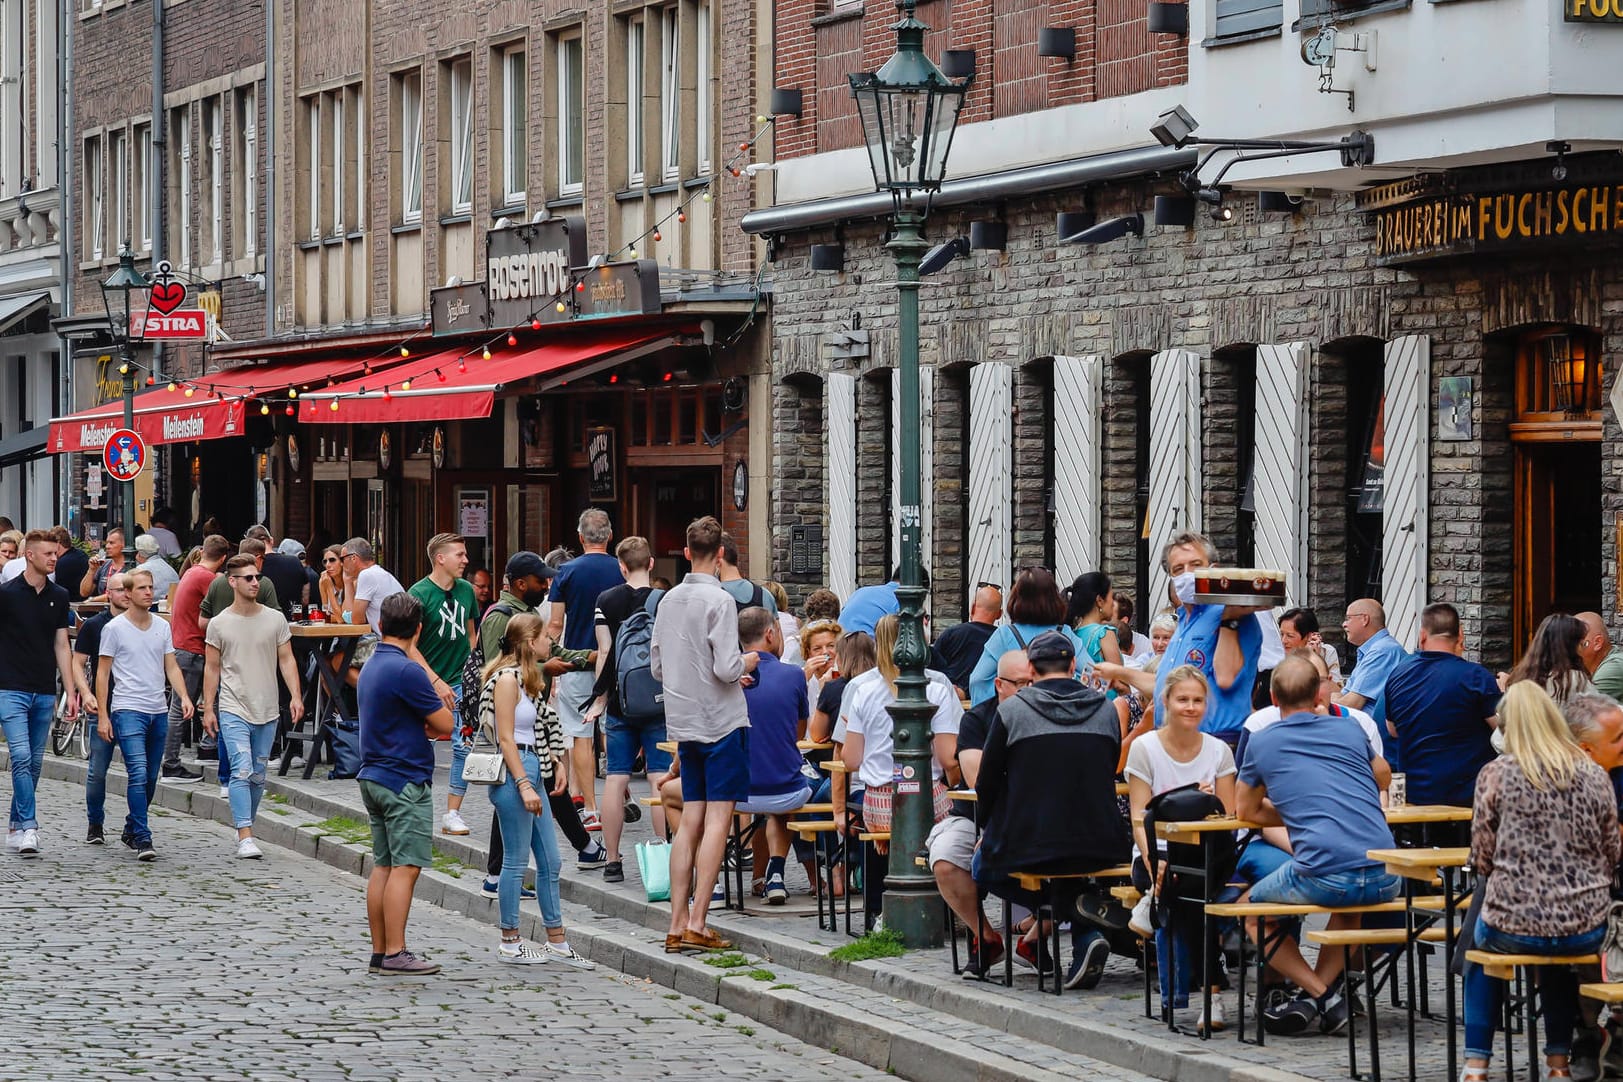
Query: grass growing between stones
430,851,466,878
309,815,372,847
701,951,750,969
829,928,905,963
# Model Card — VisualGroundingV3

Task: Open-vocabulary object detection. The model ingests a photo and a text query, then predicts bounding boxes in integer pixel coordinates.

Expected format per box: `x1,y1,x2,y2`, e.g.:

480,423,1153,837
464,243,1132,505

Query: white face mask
1172,572,1198,606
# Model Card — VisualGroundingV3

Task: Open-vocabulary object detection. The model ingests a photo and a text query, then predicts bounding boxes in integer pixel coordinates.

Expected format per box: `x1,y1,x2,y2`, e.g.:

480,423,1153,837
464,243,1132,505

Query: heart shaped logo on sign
148,282,187,315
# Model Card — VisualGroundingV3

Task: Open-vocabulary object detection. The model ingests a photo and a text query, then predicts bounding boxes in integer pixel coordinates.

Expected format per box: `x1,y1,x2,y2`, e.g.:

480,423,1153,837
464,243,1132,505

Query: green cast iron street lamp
100,247,151,543
849,0,969,948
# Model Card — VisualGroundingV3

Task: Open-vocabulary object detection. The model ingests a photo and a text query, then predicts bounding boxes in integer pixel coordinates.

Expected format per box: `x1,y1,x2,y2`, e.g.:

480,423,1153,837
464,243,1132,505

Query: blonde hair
0,529,21,548
1160,664,1209,706
876,613,900,696
799,618,841,660
481,612,547,700
1501,680,1586,791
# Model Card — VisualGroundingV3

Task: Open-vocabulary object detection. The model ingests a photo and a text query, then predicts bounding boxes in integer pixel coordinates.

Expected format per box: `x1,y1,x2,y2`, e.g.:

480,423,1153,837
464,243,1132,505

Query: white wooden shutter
1253,343,1312,606
890,365,934,576
1382,335,1430,649
826,372,857,601
1052,354,1102,584
1147,349,1203,613
967,362,1013,601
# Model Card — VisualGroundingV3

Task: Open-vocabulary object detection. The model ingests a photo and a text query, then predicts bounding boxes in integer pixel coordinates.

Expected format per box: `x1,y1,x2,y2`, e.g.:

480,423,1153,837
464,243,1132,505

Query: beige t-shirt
205,603,291,725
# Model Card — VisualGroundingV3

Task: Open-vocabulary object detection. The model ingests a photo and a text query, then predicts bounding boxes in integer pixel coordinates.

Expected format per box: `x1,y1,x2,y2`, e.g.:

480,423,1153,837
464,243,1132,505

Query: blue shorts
1234,838,1292,888
678,729,751,804
605,713,673,776
1249,862,1401,908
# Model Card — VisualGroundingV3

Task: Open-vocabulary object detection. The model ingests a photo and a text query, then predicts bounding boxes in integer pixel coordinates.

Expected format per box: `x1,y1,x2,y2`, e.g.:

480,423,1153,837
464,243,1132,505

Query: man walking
203,555,304,858
406,533,479,836
358,592,456,976
586,536,665,883
159,533,229,782
546,509,625,830
651,516,759,951
96,568,194,861
74,572,129,845
0,529,78,856
932,584,1003,696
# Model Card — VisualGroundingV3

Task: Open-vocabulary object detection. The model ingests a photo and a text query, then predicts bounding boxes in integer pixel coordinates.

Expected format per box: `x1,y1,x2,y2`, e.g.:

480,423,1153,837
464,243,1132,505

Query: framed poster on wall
587,427,616,501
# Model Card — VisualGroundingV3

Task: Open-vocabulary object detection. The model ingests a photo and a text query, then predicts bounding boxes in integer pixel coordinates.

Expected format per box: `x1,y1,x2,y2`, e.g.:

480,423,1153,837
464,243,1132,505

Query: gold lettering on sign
1374,181,1623,263
590,279,627,304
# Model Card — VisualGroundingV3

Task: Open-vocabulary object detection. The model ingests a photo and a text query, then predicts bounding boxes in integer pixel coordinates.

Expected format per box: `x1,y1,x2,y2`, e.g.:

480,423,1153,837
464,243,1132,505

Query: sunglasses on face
232,573,261,582
324,557,340,565
976,581,1002,592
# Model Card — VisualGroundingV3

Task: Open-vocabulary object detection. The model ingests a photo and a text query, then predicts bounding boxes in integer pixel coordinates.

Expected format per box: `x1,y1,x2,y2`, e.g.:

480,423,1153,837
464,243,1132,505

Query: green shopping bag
636,838,671,902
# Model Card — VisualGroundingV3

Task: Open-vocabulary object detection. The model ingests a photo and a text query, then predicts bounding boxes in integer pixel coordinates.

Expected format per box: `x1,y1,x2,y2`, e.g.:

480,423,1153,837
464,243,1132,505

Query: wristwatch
1220,619,1242,632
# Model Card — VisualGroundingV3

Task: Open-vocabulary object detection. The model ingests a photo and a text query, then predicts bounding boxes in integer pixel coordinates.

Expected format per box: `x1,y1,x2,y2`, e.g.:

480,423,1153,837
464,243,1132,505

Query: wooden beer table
279,622,369,780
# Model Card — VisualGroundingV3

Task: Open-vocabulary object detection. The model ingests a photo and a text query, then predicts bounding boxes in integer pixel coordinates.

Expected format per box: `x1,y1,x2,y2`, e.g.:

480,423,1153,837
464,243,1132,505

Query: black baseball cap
505,551,554,582
1026,630,1076,664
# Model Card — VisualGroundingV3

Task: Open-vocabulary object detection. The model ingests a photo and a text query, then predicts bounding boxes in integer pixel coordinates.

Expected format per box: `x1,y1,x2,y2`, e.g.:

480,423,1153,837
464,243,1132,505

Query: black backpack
458,602,515,741
1141,783,1241,928
615,589,666,721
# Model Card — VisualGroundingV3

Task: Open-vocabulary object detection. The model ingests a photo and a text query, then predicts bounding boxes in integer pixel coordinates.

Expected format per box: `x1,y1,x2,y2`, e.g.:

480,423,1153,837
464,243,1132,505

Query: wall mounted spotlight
1548,140,1571,182
942,49,977,79
920,236,971,275
1038,27,1076,60
1062,213,1146,245
1147,2,1189,34
969,220,1007,251
770,88,804,117
1055,211,1097,239
1153,195,1197,228
810,243,845,272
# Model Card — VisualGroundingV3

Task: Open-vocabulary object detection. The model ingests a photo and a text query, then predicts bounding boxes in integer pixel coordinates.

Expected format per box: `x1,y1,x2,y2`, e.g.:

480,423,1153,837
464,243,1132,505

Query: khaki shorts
349,633,380,669
360,779,433,868
926,814,976,872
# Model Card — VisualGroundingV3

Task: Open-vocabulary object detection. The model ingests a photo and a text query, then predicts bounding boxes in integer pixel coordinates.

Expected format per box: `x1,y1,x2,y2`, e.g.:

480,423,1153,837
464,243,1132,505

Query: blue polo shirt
357,643,444,792
1384,650,1500,806
1156,604,1263,736
1238,710,1394,876
1344,628,1409,733
742,653,810,796
549,552,624,651
839,582,900,637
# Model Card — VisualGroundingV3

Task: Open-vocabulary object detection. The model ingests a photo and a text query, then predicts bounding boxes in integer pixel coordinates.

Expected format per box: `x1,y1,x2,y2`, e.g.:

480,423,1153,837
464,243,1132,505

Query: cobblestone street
0,776,888,1082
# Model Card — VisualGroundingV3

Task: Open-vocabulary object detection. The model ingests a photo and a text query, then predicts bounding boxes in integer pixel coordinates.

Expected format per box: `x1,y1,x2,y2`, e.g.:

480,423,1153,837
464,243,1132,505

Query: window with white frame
331,89,345,233
173,105,192,265
626,17,645,186
351,86,365,233
557,32,584,196
303,94,320,240
696,0,712,174
501,46,527,206
397,69,423,223
133,121,151,251
659,7,680,181
85,135,104,260
203,96,224,262
449,56,473,213
236,85,258,256
109,128,127,253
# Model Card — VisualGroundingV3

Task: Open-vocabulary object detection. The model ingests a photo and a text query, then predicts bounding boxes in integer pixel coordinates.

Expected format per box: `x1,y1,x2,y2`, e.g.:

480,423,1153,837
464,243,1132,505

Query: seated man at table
1236,654,1399,1037
734,606,813,904
933,648,1030,977
1384,602,1501,807
976,631,1130,989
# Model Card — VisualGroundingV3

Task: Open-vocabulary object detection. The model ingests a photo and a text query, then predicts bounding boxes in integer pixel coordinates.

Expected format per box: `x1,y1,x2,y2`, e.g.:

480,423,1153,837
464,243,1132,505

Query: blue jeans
1464,919,1607,1061
218,711,276,829
447,684,469,797
1249,862,1401,907
1,690,56,830
86,719,117,829
109,710,167,845
487,749,564,931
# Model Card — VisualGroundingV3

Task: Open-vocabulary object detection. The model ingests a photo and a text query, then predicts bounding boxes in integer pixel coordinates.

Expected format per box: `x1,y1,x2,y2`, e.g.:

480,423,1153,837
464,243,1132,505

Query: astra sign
130,309,209,340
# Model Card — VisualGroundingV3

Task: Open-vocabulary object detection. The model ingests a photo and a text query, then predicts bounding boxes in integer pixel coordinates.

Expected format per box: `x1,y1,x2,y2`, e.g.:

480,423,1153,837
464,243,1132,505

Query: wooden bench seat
858,831,891,842
1206,899,1410,918
788,821,839,835
1110,885,1142,905
1465,950,1599,980
1306,927,1449,948
1581,983,1623,1003
1009,866,1135,892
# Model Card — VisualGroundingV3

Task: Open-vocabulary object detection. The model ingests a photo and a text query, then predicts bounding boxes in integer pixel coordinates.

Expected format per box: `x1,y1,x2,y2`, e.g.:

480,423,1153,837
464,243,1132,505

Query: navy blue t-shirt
357,643,444,792
742,652,810,796
1384,651,1501,806
549,552,624,650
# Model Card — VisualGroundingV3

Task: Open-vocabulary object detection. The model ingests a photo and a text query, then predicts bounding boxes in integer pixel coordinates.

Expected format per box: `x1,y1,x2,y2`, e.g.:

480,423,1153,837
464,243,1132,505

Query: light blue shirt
838,582,900,638
1343,628,1409,729
1155,604,1263,736
966,622,1088,706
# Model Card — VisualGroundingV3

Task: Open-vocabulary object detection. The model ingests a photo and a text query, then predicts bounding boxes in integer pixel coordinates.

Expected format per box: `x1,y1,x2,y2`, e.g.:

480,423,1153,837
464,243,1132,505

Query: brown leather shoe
680,927,734,951
664,934,687,953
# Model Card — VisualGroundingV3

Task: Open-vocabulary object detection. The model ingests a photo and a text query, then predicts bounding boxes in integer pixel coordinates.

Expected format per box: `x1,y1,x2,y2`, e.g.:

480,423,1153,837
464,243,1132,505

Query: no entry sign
102,428,148,482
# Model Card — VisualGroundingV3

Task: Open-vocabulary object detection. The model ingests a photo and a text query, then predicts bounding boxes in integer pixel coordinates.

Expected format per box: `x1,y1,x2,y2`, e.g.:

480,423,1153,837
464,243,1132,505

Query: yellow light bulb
260,403,270,415
118,363,129,375
289,388,298,399
400,346,410,358
556,301,566,313
330,399,339,412
183,386,195,398
401,379,412,390
482,348,492,361
167,382,177,392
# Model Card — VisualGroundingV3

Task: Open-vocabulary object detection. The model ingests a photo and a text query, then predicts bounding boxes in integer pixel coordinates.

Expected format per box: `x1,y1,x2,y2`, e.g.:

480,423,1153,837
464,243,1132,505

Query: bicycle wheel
50,696,82,759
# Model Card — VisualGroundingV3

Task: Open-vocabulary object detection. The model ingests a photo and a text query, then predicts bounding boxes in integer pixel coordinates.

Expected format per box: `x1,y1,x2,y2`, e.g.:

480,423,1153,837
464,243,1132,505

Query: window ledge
438,213,474,227
1289,0,1409,30
320,234,345,248
812,5,864,27
391,221,423,236
546,195,585,210
1202,25,1283,46
297,239,322,252
683,175,714,191
648,181,680,197
614,188,645,203
493,203,526,221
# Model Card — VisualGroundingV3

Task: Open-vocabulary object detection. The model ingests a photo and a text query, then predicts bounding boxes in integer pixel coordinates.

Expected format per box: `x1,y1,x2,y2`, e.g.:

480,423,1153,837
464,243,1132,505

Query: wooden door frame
1512,429,1601,650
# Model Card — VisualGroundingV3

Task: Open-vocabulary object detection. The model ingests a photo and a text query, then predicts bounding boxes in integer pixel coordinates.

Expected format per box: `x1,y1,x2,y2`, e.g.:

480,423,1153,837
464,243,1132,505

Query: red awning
300,330,681,424
45,351,415,454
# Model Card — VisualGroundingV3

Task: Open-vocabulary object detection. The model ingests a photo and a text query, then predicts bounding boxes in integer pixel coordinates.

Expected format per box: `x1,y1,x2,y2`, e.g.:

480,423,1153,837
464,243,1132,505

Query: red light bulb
575,281,585,292
531,318,541,330
459,359,468,373
507,334,517,347
678,212,687,223
653,230,662,242
436,370,447,383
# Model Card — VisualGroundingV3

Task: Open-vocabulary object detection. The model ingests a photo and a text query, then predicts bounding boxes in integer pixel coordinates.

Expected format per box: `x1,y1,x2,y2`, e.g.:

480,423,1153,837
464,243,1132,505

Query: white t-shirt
1243,704,1382,759
98,613,175,714
1122,632,1156,670
205,604,291,725
353,564,405,633
840,667,963,789
1125,731,1236,858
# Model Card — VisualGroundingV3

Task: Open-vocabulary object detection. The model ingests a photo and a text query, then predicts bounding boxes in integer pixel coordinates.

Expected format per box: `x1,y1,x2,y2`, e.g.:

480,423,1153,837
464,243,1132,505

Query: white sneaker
442,810,470,835
218,784,229,799
236,837,264,859
1198,999,1226,1034
498,941,551,965
542,942,596,970
17,829,39,857
5,829,18,851
1129,893,1154,938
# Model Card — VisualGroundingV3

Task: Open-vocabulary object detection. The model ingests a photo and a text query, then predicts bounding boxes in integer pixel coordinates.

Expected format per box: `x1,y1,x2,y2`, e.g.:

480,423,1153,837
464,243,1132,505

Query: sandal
1459,1067,1489,1082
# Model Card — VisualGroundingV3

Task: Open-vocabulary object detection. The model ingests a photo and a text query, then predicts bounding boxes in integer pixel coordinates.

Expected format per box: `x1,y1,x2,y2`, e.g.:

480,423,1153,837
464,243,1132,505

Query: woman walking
482,612,596,968
1460,681,1619,1081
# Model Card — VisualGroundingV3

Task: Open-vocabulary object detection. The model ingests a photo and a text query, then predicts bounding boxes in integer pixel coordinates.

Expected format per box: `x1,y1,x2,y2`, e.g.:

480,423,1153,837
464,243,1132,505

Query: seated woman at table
1505,613,1595,706
317,545,346,621
1126,665,1235,1031
809,629,874,898
1461,680,1620,1082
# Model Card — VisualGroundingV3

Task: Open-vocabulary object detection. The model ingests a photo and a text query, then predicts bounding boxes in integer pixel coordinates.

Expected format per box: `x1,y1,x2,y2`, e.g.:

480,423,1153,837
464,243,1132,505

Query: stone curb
22,751,1310,1082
